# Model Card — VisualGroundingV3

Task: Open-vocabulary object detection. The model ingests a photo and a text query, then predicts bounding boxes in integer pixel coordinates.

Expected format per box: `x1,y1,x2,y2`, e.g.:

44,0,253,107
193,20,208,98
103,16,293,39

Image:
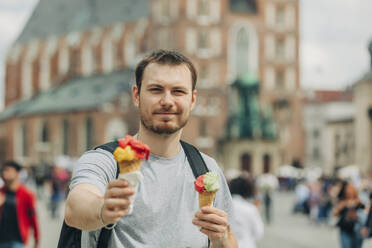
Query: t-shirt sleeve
201,154,234,225
69,148,117,194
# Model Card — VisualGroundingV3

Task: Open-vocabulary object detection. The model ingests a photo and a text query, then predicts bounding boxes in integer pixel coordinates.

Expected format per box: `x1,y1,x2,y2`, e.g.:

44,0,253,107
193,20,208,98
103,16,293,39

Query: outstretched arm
65,180,134,231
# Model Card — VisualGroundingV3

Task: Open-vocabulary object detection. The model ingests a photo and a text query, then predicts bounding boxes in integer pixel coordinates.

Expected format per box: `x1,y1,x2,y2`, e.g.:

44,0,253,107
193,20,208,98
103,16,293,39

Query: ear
132,85,140,108
190,89,197,111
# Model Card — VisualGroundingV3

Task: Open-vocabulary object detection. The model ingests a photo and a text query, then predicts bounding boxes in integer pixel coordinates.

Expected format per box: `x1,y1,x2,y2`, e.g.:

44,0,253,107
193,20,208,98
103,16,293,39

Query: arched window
236,28,249,76
41,120,49,143
198,0,209,16
263,154,271,173
21,122,28,157
241,153,252,173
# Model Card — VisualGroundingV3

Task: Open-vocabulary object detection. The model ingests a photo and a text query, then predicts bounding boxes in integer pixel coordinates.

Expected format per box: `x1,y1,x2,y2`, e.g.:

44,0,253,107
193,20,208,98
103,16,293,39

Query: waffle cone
198,190,217,208
118,160,142,174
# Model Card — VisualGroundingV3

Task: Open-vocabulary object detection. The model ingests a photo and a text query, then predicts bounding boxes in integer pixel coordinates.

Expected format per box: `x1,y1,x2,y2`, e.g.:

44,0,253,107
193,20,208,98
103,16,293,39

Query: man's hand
192,206,230,246
100,179,135,225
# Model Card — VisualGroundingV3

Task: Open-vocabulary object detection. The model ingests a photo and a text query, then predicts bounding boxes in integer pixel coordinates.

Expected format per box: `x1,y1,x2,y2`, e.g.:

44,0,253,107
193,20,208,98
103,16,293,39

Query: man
0,161,39,248
65,50,238,247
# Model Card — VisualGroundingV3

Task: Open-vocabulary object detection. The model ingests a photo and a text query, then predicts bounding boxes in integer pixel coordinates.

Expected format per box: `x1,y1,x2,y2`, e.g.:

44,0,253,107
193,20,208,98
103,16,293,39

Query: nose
159,91,173,108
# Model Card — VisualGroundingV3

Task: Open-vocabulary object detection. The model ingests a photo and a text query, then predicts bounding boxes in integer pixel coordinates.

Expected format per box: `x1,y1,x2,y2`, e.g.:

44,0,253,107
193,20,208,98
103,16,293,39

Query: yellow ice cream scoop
113,146,137,162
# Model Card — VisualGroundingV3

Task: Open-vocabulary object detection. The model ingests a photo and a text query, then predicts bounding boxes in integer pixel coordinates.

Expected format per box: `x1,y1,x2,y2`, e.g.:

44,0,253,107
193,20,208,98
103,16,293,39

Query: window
41,121,49,143
198,0,209,16
313,147,320,160
241,153,252,173
276,6,285,25
161,0,171,17
236,28,249,77
62,119,69,155
198,30,208,49
263,154,271,173
200,119,207,137
276,69,284,89
199,65,208,87
86,117,95,150
21,122,28,157
276,38,285,59
313,129,320,139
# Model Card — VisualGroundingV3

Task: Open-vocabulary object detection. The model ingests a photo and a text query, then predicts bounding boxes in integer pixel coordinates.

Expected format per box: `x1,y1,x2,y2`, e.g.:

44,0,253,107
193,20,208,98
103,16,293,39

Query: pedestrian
333,181,365,248
229,176,264,248
0,161,40,248
256,172,278,224
361,192,372,239
64,50,238,247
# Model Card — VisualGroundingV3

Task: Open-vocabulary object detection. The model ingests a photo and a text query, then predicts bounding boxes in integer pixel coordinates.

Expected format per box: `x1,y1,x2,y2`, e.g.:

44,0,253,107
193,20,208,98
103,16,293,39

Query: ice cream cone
118,160,142,174
198,190,217,208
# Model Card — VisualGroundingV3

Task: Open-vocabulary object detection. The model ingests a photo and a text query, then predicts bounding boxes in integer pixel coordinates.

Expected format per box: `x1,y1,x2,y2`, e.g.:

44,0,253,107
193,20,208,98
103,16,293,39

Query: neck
137,125,182,158
6,180,20,192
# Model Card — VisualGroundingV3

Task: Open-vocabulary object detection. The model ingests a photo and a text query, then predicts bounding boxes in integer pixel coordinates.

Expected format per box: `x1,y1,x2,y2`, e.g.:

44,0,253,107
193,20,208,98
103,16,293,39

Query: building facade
303,90,354,174
0,0,303,172
353,42,372,173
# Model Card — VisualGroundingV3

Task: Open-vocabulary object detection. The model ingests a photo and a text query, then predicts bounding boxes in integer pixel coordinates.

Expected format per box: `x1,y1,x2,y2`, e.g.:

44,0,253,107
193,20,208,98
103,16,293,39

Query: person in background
0,161,40,248
361,192,372,240
229,176,264,248
333,181,365,248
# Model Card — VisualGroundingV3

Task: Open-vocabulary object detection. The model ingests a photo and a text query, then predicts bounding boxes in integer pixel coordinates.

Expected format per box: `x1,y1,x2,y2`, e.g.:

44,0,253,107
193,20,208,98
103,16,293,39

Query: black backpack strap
180,140,210,248
180,140,209,178
94,141,120,248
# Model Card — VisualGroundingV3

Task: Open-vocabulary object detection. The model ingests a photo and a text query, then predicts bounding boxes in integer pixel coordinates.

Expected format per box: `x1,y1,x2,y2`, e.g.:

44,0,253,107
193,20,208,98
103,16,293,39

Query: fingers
192,218,227,233
105,198,132,210
102,178,136,223
106,186,135,198
200,206,227,216
192,207,229,241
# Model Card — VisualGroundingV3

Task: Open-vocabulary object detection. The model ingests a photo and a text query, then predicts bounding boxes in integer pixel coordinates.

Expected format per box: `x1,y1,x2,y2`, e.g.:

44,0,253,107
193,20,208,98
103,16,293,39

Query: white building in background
303,90,354,174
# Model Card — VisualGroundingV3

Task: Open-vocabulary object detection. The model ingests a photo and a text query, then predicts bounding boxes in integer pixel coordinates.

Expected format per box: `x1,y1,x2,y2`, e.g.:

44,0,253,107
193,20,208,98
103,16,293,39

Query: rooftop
16,0,149,43
0,70,133,121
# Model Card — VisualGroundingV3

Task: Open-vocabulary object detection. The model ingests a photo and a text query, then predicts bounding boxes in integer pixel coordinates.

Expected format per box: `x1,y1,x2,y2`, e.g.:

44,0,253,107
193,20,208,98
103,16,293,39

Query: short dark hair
135,50,197,93
229,176,255,198
2,161,22,172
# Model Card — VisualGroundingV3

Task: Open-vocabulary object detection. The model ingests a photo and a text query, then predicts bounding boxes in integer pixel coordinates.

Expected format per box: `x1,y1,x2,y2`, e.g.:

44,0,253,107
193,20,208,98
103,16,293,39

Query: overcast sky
0,0,371,110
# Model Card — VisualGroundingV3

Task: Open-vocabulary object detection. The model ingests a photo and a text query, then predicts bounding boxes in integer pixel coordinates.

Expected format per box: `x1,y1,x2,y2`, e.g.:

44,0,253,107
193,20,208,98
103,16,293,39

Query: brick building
0,0,303,172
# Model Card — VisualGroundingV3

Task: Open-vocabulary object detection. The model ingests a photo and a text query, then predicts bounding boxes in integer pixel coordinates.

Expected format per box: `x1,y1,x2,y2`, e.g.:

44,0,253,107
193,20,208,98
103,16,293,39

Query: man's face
1,166,18,186
133,63,196,135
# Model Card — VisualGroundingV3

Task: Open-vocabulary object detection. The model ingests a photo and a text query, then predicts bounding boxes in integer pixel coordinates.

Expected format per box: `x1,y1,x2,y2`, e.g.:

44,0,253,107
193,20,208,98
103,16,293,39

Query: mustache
153,111,179,114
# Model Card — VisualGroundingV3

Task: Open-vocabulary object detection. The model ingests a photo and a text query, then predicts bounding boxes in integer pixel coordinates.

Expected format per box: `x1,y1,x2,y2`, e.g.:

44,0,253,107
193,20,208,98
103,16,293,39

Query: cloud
300,0,372,89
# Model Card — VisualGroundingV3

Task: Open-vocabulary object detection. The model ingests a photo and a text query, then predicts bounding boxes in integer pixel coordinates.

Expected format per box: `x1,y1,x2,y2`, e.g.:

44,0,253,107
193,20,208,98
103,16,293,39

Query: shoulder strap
180,140,209,178
94,141,120,248
180,140,211,248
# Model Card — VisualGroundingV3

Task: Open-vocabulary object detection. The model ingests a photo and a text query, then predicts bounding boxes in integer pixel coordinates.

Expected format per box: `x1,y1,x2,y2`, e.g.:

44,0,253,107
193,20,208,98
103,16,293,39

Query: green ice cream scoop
203,172,220,192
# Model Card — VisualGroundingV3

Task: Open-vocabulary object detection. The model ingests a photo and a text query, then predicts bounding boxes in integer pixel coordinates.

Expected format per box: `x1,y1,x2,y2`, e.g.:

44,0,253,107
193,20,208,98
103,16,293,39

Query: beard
140,110,189,135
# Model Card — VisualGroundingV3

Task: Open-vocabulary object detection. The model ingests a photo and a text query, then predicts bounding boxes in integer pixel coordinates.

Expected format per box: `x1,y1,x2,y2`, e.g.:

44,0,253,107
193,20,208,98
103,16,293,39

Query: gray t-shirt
70,146,233,248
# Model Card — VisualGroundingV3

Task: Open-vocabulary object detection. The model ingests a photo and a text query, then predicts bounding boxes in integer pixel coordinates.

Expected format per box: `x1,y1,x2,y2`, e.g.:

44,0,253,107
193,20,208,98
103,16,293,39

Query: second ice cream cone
198,190,217,208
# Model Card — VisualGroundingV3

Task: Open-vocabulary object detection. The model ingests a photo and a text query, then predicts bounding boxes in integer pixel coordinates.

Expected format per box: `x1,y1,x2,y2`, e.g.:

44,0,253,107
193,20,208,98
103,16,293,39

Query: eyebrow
146,84,189,91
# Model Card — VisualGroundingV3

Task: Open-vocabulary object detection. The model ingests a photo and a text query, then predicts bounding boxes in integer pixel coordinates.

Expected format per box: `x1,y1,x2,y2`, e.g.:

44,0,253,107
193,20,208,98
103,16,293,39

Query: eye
149,88,162,92
173,89,186,95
